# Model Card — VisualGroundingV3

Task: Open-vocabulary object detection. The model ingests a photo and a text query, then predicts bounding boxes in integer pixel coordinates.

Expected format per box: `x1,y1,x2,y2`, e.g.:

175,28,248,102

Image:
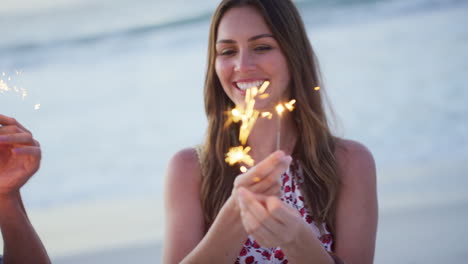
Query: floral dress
235,160,333,264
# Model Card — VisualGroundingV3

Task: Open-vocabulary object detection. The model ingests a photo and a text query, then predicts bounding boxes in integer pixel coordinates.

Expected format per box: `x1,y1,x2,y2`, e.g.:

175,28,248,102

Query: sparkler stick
275,99,296,150
275,104,285,150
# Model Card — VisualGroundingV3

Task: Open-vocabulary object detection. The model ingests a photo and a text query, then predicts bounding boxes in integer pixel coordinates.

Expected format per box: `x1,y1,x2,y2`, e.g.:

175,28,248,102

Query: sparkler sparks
275,99,296,150
225,81,271,145
224,80,297,173
224,81,271,172
0,71,40,110
275,104,285,115
225,146,254,167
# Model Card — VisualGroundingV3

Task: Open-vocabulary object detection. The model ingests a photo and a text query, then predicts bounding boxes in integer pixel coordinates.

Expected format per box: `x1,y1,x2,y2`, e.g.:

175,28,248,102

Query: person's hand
232,151,292,200
237,187,303,248
0,114,41,197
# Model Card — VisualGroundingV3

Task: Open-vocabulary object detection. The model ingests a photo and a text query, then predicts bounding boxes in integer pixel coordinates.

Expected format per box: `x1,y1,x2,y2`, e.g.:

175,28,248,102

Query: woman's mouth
234,80,268,92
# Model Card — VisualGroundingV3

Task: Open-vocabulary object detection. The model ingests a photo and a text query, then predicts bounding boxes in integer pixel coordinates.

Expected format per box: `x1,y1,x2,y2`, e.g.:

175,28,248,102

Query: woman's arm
0,115,51,264
0,192,51,264
333,139,378,264
163,149,291,264
235,139,377,264
163,148,245,264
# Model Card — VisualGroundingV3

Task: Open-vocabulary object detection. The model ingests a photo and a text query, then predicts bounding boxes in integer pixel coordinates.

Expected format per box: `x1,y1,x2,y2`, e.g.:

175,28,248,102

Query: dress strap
194,144,204,166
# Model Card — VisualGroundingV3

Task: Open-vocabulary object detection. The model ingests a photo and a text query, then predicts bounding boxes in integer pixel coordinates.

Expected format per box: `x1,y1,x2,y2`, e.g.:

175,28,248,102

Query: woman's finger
0,114,16,126
0,125,23,135
249,159,290,193
266,196,297,224
238,188,279,233
238,188,268,223
250,193,286,236
238,190,285,247
247,151,289,181
13,146,41,157
0,115,31,134
262,180,282,197
0,133,35,145
235,151,291,188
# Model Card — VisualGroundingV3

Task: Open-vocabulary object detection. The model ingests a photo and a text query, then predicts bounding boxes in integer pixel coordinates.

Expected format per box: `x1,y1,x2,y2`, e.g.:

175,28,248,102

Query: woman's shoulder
166,147,203,187
335,138,374,161
334,138,376,184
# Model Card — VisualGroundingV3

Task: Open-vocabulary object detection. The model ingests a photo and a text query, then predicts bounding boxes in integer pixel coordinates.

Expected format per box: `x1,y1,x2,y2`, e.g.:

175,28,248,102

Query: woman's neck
246,112,297,163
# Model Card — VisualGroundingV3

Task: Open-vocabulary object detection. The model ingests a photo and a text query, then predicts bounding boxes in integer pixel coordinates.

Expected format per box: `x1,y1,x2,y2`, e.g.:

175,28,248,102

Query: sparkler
275,99,296,150
225,81,271,173
225,146,254,167
0,71,40,111
224,80,297,174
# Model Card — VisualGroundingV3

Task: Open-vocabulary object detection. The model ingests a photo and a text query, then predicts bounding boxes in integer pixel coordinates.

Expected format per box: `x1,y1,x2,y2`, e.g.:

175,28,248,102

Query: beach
1,0,467,262
23,199,466,263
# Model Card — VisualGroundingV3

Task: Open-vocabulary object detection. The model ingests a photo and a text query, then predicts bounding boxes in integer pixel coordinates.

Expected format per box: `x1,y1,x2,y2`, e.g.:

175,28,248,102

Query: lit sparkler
224,81,271,172
224,80,297,174
0,71,40,110
225,146,254,167
275,99,296,150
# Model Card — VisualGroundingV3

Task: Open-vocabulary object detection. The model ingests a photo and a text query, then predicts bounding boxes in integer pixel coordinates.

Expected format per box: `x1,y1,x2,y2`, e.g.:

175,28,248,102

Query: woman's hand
237,187,303,248
0,114,41,197
232,150,292,199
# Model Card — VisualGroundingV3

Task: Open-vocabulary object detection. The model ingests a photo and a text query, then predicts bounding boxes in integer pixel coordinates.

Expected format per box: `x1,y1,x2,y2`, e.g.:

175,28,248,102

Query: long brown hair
200,0,340,240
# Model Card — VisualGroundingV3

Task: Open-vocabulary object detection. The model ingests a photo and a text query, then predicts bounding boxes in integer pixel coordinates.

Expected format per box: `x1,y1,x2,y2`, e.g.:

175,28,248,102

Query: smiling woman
163,0,377,264
215,7,290,111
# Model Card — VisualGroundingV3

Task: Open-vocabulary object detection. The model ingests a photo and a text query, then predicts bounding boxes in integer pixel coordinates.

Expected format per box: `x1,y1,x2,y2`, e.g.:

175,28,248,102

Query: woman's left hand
0,114,41,197
237,187,304,248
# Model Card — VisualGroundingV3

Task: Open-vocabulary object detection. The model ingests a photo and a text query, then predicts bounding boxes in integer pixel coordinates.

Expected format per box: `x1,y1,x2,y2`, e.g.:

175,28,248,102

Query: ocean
1,0,467,213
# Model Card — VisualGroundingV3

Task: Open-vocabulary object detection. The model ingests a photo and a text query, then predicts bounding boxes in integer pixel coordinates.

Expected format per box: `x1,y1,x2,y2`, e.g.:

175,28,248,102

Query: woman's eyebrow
216,33,275,44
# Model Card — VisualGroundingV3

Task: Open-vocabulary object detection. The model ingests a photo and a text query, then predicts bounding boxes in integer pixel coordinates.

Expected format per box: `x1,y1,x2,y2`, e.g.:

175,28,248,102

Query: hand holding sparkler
231,150,292,200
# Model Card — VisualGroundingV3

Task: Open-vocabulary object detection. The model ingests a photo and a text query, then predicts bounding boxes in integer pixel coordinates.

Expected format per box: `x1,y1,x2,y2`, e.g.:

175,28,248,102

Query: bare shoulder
165,147,203,204
334,138,376,185
333,139,378,263
164,148,205,263
166,147,201,185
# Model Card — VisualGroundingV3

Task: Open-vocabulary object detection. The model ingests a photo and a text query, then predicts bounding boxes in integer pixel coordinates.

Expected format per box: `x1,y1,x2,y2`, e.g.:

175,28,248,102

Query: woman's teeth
236,81,265,90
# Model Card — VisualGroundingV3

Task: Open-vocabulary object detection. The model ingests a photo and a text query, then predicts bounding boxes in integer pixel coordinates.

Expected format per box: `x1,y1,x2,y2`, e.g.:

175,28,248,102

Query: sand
12,197,465,264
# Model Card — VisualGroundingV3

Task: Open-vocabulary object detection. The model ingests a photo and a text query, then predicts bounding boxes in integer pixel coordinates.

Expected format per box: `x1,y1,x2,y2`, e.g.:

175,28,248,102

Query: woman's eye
255,45,272,51
219,49,236,56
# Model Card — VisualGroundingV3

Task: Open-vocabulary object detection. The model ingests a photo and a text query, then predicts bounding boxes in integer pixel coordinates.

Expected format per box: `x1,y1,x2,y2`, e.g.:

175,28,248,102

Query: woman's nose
234,50,256,73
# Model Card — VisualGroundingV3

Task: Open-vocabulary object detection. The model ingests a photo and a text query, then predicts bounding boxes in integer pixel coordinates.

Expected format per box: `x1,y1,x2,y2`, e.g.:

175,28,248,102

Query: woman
164,0,377,263
0,114,51,264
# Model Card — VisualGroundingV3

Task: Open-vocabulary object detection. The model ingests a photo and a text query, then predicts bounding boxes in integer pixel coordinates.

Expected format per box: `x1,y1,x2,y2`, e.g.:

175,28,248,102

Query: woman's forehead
217,6,272,41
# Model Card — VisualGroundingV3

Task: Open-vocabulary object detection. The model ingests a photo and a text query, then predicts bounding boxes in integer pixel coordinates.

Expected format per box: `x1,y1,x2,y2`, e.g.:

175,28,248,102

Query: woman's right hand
0,114,41,198
232,151,292,199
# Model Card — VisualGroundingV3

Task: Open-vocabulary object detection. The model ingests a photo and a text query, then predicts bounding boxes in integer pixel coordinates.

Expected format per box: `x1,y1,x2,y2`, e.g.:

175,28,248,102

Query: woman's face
215,6,291,110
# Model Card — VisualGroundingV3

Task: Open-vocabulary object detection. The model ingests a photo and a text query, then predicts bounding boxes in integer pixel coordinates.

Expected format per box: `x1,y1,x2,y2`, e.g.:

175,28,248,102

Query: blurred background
1,0,467,263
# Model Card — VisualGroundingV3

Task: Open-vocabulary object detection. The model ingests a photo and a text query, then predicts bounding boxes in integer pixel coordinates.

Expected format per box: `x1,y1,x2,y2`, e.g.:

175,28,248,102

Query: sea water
0,0,467,211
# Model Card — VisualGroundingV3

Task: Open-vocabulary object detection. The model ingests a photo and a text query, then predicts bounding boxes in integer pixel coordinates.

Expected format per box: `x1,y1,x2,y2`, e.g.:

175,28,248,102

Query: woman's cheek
215,59,231,84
